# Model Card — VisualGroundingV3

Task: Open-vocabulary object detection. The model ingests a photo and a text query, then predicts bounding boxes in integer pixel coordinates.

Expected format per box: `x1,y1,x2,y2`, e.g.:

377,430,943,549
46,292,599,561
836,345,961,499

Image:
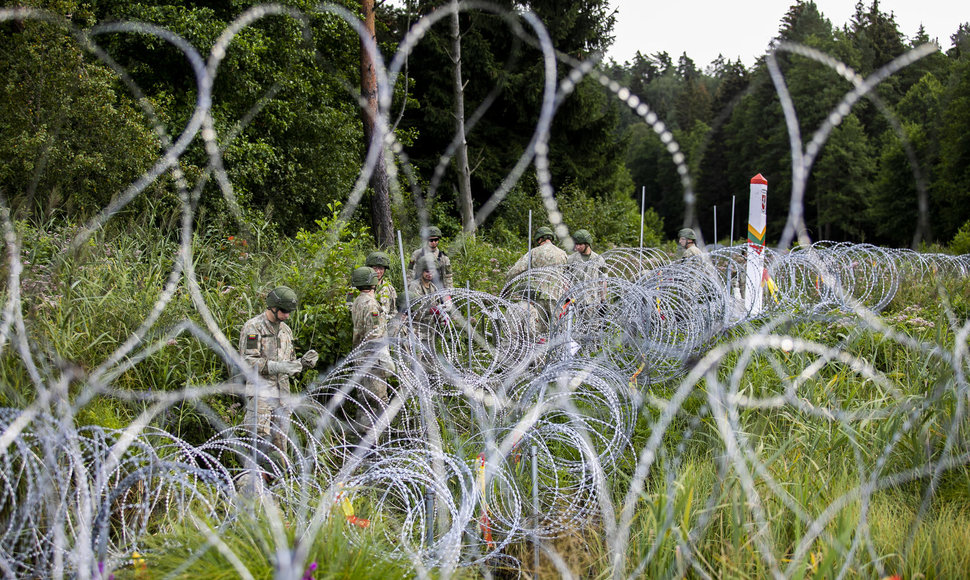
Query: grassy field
2,217,968,579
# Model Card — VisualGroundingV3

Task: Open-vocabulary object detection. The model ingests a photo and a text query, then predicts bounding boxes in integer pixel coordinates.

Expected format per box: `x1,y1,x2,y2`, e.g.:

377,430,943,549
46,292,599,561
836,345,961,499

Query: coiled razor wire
6,244,962,576
0,412,234,577
1,4,969,579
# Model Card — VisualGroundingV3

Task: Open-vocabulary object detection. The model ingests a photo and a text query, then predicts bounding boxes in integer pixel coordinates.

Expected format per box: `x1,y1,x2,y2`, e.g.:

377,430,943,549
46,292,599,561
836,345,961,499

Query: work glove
429,306,450,326
267,360,303,376
301,349,319,369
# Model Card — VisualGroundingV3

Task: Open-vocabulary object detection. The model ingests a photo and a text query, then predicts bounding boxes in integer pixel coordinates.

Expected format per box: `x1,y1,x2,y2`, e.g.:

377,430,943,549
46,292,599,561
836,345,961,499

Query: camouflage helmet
351,266,379,289
423,225,443,240
365,251,391,269
573,229,593,246
535,226,554,242
266,286,298,311
678,228,697,241
415,254,438,274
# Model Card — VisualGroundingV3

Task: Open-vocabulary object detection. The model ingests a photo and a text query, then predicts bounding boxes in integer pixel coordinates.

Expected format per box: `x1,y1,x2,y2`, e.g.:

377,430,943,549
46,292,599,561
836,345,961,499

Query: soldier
408,254,451,323
366,251,398,318
567,229,601,264
238,286,318,475
677,228,703,258
350,266,392,414
408,226,453,290
352,266,388,349
506,226,568,335
408,254,441,299
566,229,606,306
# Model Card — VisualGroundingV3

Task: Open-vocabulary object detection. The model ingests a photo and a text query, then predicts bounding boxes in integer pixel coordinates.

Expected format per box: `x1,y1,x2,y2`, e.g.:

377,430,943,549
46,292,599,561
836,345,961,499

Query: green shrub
486,180,664,251
284,202,371,371
447,232,520,296
950,220,970,256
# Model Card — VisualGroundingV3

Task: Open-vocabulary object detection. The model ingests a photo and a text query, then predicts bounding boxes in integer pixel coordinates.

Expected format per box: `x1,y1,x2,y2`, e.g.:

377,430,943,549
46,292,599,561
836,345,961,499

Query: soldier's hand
301,350,319,369
268,360,303,376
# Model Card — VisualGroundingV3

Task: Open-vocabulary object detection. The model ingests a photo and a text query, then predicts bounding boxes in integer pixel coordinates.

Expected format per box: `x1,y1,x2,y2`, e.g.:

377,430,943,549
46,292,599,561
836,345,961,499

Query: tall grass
3,213,967,577
129,504,447,580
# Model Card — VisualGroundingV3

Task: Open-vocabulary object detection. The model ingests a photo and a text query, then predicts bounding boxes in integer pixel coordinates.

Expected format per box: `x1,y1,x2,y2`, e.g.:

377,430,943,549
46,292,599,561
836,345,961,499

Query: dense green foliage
391,0,631,207
610,2,970,247
3,1,967,249
1,2,969,577
0,4,170,220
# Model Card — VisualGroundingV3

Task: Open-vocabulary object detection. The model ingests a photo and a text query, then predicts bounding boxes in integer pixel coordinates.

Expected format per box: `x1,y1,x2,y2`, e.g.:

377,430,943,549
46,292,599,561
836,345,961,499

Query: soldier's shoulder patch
370,311,379,317
246,333,258,349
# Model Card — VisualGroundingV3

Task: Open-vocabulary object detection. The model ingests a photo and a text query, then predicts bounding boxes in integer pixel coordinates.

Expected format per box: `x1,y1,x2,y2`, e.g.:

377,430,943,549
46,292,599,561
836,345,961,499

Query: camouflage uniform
566,248,600,265
406,276,448,334
566,249,606,306
409,246,453,288
239,313,295,456
507,240,568,293
375,277,398,319
507,238,568,335
374,277,399,337
684,244,703,257
407,276,441,300
352,291,387,348
351,290,392,405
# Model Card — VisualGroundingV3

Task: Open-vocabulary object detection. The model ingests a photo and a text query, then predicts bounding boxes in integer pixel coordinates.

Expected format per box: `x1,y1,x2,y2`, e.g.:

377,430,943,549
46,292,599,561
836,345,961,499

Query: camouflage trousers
356,346,395,427
243,394,290,467
520,298,556,336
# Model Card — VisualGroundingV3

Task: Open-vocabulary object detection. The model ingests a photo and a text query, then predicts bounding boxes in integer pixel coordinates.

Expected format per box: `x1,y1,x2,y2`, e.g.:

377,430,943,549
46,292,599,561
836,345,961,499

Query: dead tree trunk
361,0,394,248
449,0,475,235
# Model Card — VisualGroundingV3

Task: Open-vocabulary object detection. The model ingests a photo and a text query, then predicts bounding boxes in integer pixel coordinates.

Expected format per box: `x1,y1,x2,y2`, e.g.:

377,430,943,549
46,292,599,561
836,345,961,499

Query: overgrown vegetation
2,206,967,577
2,0,969,577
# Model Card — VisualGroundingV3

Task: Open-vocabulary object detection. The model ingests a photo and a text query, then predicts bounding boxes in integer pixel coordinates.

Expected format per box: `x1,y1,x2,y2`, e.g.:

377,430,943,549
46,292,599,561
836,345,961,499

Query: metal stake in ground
425,485,436,548
532,444,539,575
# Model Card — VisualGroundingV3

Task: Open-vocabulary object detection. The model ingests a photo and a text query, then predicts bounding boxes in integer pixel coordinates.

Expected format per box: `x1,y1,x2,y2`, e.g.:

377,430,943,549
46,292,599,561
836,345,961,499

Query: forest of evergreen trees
607,2,970,248
1,0,968,248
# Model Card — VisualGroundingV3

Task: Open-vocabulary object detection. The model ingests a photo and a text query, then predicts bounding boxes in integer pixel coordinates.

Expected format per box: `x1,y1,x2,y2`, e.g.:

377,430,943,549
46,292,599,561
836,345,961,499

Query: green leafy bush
487,180,664,251
950,219,970,256
284,202,371,371
446,232,520,296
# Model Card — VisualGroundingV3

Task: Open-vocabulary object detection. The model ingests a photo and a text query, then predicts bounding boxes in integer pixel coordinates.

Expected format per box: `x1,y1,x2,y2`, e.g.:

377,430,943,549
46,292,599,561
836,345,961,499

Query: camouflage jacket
566,250,606,304
375,277,398,317
408,246,453,288
352,291,387,348
238,313,295,396
567,248,603,267
406,278,450,327
406,278,442,304
677,244,703,259
506,241,568,300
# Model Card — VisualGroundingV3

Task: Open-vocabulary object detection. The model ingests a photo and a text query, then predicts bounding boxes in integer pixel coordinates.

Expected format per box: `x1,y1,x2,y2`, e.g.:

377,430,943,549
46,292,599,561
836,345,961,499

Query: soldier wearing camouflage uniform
406,255,451,333
506,226,568,335
366,251,399,318
407,254,442,300
238,286,318,471
566,229,606,306
677,228,703,258
408,226,453,290
351,267,392,412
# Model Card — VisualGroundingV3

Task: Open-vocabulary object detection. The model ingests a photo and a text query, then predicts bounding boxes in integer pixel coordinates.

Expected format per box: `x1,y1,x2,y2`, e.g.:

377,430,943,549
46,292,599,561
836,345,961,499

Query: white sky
606,0,968,69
